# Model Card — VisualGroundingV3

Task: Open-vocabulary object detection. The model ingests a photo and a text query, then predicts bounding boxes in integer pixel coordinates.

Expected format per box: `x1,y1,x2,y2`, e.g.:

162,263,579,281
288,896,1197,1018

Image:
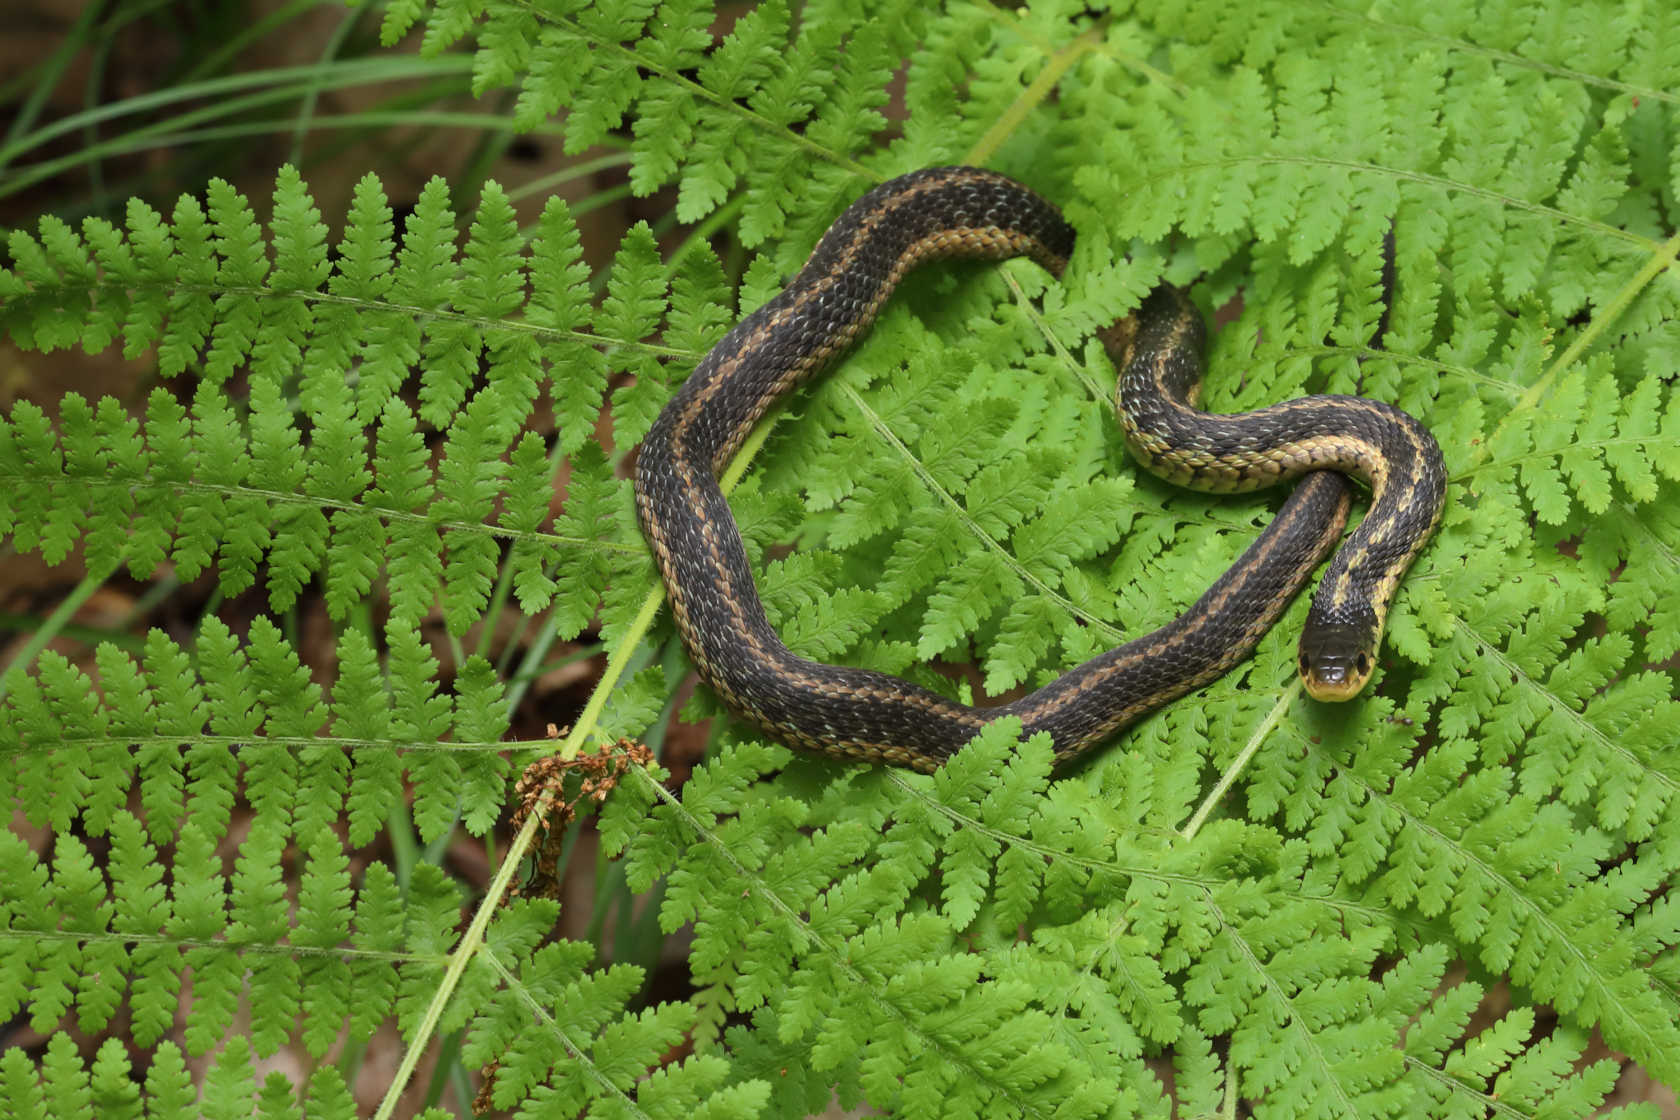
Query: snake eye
1355,652,1371,676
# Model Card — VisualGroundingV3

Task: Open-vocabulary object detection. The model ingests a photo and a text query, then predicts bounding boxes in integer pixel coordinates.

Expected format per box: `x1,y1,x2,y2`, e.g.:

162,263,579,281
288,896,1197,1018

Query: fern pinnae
1295,720,1677,1078
618,735,1075,1114
368,439,685,1117
837,381,1119,648
6,0,1680,1113
469,928,714,1120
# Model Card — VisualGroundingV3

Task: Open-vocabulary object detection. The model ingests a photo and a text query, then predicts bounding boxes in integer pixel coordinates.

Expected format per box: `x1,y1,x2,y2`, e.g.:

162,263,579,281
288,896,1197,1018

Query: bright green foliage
4,0,1680,1116
0,168,649,635
0,1032,366,1120
459,900,774,1118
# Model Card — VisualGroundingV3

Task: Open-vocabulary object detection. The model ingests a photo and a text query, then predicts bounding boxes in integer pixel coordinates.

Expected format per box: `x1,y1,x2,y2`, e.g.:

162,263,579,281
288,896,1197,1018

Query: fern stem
480,948,651,1116
4,732,519,757
0,564,114,704
1181,682,1300,841
557,412,777,763
1001,266,1109,402
1451,613,1680,805
1133,154,1657,251
965,24,1104,166
564,590,667,760
1462,230,1680,479
1313,2,1680,106
838,382,1126,642
370,805,544,1120
369,595,654,1115
1532,230,1680,404
0,473,640,556
639,764,1057,1115
372,413,783,1114
512,0,876,182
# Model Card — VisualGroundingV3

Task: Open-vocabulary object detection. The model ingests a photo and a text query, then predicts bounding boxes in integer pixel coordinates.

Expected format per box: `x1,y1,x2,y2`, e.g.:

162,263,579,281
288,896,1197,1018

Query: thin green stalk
1532,232,1680,403
0,55,474,172
0,564,116,704
966,25,1104,166
0,612,146,657
503,151,635,208
80,4,117,209
1181,684,1299,841
1,90,485,202
370,805,543,1120
421,1028,466,1110
180,0,340,83
495,428,602,695
478,546,522,664
1463,230,1680,475
371,409,781,1119
659,194,749,281
372,21,1117,1100
570,182,635,220
289,0,378,165
17,106,526,163
3,0,106,150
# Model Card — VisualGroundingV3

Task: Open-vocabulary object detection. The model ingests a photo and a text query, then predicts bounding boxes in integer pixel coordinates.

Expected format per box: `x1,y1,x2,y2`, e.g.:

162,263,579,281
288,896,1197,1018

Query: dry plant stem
369,420,774,1120
373,60,1110,1106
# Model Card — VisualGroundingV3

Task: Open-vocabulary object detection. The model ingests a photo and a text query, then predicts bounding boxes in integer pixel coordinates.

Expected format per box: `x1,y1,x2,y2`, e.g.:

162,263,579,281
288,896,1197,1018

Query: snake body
634,167,1445,771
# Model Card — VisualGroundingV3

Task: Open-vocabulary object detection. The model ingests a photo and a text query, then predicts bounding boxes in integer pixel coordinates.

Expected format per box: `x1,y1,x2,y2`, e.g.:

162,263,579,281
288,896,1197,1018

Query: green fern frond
5,0,1680,1114
460,903,772,1118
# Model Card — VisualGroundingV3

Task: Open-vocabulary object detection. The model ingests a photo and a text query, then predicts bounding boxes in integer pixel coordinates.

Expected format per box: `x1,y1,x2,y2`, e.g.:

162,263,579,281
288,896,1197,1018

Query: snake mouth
1298,625,1376,702
1302,661,1371,702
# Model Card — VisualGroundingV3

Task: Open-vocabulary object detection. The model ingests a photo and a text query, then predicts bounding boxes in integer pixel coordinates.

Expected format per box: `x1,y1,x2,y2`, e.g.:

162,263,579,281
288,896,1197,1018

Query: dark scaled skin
1110,287,1447,700
635,166,1433,770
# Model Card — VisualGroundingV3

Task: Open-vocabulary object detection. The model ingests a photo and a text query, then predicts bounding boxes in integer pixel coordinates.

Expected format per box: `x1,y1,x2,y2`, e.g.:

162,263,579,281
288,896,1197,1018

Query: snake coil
634,167,1445,770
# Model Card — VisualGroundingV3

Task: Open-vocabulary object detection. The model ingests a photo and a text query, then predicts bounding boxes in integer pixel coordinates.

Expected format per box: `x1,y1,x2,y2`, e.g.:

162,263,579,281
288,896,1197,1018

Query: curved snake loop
634,167,1446,771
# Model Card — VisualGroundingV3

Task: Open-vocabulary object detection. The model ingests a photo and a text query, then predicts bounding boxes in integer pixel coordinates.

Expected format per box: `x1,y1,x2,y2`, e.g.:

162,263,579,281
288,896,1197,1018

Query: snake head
1298,624,1377,702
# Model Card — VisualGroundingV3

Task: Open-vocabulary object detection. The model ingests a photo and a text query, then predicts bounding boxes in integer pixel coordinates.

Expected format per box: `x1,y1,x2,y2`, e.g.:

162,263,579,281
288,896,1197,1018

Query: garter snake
634,166,1446,771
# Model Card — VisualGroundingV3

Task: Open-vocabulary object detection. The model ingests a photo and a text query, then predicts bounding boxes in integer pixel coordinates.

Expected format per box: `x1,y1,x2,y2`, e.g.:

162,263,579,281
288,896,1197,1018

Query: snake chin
1298,626,1376,702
